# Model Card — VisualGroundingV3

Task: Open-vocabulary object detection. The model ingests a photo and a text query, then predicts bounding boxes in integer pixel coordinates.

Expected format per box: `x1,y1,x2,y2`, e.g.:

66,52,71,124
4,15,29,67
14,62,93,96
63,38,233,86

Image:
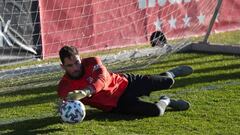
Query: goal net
0,0,231,90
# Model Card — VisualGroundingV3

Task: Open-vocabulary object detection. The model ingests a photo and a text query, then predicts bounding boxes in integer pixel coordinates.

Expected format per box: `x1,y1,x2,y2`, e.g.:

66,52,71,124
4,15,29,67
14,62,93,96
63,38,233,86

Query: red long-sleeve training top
58,57,128,111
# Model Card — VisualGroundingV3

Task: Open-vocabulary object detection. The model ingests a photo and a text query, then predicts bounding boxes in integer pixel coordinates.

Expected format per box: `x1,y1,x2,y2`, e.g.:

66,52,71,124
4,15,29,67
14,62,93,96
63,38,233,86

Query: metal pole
203,0,223,44
0,21,3,47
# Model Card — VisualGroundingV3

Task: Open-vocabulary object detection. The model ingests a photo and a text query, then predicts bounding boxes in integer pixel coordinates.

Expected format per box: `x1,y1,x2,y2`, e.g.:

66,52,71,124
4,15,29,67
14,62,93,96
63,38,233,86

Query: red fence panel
39,0,240,59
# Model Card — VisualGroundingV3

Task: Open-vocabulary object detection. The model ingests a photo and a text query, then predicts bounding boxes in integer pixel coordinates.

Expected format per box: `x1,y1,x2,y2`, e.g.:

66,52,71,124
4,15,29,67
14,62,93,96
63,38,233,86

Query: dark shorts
112,73,174,116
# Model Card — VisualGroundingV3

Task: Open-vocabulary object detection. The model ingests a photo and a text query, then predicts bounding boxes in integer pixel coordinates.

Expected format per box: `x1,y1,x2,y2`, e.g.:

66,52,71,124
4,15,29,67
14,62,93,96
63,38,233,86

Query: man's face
61,55,83,79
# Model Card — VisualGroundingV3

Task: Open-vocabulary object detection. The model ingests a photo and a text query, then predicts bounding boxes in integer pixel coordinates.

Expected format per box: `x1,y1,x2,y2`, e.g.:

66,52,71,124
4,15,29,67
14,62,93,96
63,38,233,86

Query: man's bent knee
164,77,175,89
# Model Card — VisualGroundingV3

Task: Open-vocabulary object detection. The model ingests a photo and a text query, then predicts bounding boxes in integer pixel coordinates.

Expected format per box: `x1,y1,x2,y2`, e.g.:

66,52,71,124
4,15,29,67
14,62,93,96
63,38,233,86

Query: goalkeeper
58,46,193,116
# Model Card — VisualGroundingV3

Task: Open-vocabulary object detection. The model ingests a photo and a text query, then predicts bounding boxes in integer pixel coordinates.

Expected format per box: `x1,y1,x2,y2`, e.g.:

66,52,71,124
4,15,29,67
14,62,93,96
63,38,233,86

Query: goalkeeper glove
67,89,92,100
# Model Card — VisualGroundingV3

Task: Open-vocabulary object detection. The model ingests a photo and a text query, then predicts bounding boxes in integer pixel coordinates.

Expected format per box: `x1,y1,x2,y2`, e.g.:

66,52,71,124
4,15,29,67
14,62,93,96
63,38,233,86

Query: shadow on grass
0,85,57,97
0,86,58,110
125,55,237,73
193,63,240,73
108,53,207,73
1,62,239,110
174,70,240,88
84,108,185,121
159,53,207,64
85,109,146,121
0,94,57,110
0,116,62,135
123,54,240,89
139,52,207,68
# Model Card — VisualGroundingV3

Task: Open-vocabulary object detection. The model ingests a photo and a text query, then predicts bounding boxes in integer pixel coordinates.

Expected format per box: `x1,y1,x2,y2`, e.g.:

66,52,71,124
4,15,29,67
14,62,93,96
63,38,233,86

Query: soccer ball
59,100,86,123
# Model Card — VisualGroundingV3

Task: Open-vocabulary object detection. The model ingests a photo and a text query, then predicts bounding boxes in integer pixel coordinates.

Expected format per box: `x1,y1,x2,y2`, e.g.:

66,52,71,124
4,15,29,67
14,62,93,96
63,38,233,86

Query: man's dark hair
150,31,167,47
59,46,79,64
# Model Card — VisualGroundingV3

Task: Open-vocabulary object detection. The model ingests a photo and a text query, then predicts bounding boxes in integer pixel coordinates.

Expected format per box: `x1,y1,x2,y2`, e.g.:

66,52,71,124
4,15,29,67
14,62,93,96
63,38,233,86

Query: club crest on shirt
93,64,101,72
87,77,94,84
